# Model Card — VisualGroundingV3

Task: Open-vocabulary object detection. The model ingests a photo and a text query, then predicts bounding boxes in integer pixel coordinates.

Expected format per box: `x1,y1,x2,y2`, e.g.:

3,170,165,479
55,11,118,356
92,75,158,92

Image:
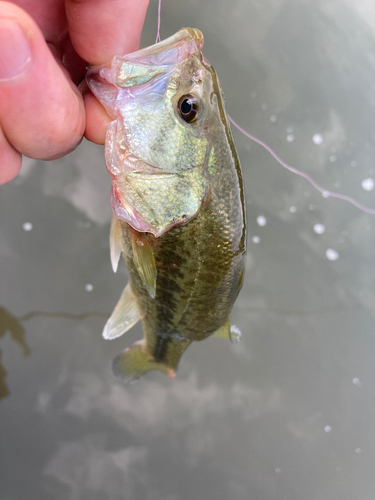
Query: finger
83,91,112,145
60,35,87,86
0,2,85,162
65,0,150,66
0,125,22,185
66,0,149,144
11,0,68,44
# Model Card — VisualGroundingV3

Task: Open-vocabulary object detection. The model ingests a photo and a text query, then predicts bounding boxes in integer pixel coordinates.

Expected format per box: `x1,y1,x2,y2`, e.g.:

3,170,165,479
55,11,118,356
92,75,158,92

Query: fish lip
86,28,207,119
123,27,204,64
87,28,204,77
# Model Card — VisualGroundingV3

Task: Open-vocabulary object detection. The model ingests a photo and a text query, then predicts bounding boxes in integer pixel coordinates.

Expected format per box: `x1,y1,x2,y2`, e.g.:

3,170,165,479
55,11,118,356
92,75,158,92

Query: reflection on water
0,300,359,402
0,306,109,401
0,351,9,400
0,306,30,400
0,307,30,356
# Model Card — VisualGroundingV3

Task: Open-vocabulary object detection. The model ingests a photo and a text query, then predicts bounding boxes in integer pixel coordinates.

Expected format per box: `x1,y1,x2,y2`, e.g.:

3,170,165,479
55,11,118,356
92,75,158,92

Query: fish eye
178,94,200,123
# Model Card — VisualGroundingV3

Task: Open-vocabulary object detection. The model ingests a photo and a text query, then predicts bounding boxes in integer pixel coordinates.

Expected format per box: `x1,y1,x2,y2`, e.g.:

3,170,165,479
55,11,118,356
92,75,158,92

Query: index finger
65,0,150,66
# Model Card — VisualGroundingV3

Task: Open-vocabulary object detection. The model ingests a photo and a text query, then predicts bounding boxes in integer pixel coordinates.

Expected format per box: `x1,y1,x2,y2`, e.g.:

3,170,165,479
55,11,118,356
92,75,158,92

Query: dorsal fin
210,318,231,340
210,318,242,343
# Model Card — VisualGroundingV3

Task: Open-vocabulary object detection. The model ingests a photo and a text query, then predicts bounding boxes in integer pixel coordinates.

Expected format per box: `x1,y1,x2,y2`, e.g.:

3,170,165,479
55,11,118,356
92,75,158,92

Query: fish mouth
86,28,206,118
87,28,204,77
122,27,204,66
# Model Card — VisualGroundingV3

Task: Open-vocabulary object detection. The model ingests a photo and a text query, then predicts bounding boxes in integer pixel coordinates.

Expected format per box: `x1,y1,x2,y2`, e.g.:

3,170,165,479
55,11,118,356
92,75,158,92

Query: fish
86,28,246,381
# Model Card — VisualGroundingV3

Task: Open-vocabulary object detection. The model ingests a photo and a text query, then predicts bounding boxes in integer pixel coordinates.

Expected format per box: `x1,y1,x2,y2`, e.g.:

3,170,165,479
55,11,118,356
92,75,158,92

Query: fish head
87,28,225,237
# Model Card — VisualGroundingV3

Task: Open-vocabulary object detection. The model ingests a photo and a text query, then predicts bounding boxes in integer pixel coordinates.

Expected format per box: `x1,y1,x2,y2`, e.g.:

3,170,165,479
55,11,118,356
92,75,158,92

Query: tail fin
112,340,176,382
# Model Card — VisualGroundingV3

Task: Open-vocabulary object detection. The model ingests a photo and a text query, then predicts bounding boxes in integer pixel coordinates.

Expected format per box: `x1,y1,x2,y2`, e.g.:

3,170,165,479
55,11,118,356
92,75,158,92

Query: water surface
1,0,375,498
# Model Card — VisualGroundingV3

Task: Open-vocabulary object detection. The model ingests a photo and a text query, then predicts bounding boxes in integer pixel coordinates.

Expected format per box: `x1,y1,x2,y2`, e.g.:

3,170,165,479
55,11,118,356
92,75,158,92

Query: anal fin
112,340,175,382
103,283,140,340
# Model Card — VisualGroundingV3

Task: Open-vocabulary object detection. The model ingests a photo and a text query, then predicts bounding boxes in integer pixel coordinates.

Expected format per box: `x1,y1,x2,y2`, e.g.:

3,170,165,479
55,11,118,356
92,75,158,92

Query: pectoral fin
103,283,140,340
112,340,175,382
110,215,123,273
130,231,156,298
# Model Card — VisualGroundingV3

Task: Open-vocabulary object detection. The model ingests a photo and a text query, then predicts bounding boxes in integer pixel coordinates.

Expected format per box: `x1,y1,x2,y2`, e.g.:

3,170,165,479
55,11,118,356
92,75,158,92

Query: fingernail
0,19,32,82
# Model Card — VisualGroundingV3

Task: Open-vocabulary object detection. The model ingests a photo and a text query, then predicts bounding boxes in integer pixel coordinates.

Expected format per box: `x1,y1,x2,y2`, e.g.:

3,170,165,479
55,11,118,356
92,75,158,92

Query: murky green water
1,1,375,498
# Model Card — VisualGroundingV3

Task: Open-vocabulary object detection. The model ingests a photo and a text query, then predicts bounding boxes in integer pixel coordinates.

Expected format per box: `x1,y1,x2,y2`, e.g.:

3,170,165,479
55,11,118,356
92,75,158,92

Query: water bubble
334,181,341,188
326,249,339,261
286,134,294,142
289,206,296,213
312,133,323,145
22,222,33,231
252,236,260,243
355,448,362,455
314,223,325,234
275,468,281,474
361,178,374,191
322,191,330,198
261,103,268,110
351,160,358,167
251,91,256,98
257,215,267,226
309,204,316,211
287,126,294,133
270,115,277,122
230,325,242,343
352,377,362,387
85,283,94,292
329,155,337,162
324,425,332,433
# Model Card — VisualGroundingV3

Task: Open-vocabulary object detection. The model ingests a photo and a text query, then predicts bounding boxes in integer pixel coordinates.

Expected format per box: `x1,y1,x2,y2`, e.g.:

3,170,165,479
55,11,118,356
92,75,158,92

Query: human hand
0,0,149,184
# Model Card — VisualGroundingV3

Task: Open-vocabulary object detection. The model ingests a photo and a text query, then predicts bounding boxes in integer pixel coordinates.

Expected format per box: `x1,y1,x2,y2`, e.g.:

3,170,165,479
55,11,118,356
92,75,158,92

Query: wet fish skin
87,28,246,381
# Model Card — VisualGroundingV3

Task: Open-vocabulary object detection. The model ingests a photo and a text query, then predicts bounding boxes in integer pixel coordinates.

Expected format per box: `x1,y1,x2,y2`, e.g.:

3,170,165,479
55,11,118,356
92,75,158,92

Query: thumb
0,2,85,184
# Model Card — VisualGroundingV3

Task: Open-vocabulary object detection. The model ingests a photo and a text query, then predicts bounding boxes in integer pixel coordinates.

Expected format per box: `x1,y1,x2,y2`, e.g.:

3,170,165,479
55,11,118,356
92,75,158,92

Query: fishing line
228,116,375,215
155,0,162,43
155,0,375,215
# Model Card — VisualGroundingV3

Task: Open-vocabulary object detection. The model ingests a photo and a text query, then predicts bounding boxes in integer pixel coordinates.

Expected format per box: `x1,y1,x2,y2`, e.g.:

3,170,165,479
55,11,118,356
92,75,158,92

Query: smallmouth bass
87,28,246,381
